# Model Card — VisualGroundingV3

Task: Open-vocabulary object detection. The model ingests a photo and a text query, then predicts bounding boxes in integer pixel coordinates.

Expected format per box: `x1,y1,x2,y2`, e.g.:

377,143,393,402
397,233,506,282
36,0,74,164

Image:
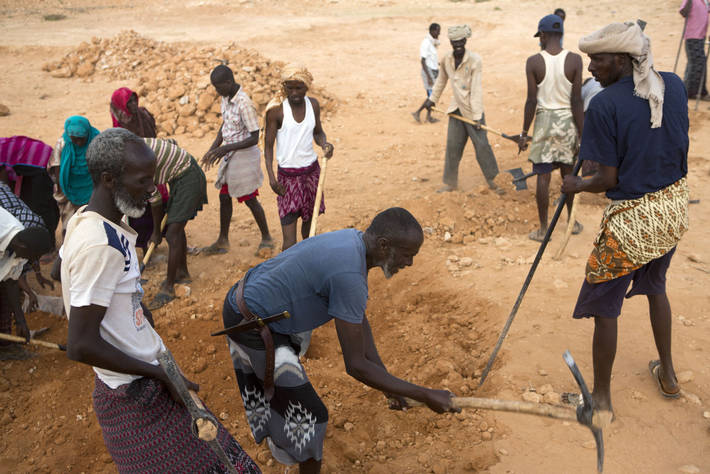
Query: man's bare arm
310,98,334,158
562,164,618,194
264,106,286,196
569,53,585,137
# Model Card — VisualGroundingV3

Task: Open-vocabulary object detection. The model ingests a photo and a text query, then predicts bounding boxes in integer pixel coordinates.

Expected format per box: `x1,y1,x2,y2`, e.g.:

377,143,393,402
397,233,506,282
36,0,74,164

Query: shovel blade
506,168,528,191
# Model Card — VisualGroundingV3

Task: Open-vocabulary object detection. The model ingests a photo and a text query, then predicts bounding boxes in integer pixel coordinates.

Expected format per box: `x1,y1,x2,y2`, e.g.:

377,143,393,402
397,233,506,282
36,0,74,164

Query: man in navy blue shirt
221,207,458,473
562,22,690,417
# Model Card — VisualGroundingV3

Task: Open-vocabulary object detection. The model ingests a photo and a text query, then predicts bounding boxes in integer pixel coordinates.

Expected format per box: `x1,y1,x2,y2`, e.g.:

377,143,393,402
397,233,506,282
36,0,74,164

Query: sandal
528,229,547,242
648,360,680,399
147,291,175,311
200,243,229,256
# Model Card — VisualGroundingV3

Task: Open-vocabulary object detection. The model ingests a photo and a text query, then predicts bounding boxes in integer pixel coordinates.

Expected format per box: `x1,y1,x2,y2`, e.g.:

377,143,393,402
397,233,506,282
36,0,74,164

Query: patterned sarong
227,337,327,464
528,107,578,166
92,376,261,474
586,177,689,283
276,160,325,221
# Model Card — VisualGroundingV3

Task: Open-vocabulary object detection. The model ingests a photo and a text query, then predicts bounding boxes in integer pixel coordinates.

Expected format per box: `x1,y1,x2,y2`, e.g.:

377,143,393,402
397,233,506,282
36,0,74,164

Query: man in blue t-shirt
221,207,458,472
562,22,690,418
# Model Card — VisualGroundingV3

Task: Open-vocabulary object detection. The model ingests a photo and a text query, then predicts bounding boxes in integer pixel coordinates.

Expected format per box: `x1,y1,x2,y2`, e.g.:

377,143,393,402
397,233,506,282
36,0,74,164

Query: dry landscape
0,0,708,472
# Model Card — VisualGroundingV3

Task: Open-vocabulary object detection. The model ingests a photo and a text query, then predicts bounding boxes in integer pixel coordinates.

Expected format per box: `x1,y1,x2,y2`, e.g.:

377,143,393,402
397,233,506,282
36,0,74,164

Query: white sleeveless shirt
537,50,572,110
276,97,318,169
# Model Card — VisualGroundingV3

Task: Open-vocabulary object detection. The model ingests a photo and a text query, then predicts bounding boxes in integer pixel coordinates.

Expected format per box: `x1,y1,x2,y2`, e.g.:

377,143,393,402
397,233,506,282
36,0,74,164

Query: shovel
505,168,537,191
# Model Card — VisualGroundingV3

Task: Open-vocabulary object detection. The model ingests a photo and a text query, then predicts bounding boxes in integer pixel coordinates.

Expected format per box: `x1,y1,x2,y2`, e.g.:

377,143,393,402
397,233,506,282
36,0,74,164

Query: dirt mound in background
42,30,338,138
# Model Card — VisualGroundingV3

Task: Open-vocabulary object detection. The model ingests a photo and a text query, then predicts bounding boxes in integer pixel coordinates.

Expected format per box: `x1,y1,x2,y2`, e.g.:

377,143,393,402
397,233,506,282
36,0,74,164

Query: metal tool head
563,350,605,473
506,168,533,191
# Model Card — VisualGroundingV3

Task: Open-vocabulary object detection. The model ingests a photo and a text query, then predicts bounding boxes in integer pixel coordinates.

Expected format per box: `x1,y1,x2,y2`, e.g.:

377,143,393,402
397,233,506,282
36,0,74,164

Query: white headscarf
579,21,665,128
448,25,472,41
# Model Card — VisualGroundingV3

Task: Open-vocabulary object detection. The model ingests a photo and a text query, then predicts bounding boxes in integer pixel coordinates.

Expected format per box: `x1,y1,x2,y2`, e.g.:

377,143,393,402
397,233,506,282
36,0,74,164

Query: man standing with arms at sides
516,14,584,242
221,207,457,473
562,22,689,415
202,64,274,256
679,0,710,101
63,128,260,473
423,25,504,195
412,22,441,123
264,65,334,251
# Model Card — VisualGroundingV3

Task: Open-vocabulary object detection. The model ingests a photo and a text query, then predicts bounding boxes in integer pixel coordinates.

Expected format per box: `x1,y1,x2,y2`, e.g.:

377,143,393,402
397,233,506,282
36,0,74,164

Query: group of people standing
0,12,697,474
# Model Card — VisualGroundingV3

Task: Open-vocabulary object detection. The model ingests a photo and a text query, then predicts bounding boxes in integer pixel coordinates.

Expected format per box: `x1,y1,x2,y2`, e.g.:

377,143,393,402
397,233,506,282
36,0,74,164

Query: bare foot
436,184,456,193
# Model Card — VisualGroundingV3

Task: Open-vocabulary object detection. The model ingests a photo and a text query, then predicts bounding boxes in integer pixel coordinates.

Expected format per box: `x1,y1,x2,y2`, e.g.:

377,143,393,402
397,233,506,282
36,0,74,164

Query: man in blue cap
516,14,584,241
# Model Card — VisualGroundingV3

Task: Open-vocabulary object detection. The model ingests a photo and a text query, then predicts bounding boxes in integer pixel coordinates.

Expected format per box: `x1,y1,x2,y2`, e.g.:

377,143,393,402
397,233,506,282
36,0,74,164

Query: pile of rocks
42,30,338,137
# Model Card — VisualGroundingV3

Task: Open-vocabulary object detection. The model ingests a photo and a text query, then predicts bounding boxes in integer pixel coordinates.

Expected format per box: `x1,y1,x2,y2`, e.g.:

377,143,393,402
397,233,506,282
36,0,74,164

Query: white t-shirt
0,207,26,282
61,207,165,388
420,34,440,71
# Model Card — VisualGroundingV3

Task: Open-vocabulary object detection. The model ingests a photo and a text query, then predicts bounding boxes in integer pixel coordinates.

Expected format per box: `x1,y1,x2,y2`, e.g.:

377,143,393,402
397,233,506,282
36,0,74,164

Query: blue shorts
573,247,676,319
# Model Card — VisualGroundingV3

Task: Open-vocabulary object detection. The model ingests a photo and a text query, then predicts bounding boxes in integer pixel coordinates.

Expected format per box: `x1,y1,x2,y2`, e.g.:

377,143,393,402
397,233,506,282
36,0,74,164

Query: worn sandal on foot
200,244,228,256
649,360,680,399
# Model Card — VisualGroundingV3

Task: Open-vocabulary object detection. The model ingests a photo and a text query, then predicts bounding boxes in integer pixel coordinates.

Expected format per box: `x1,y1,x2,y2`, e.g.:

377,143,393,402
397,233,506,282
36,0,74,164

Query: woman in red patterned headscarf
110,87,157,138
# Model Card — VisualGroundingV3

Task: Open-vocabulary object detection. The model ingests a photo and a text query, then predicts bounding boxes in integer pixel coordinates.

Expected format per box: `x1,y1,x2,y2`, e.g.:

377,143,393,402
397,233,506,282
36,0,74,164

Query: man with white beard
219,207,458,473
61,128,260,473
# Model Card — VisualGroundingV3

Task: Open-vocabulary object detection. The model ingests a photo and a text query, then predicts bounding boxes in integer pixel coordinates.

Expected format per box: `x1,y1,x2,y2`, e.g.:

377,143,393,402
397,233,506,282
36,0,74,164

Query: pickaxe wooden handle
140,213,168,272
0,332,66,351
309,156,329,238
554,194,580,260
431,107,519,143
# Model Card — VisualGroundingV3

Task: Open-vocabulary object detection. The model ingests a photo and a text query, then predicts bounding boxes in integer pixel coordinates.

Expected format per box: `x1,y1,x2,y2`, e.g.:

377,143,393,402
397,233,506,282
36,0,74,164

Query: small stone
522,391,542,403
101,453,113,464
376,440,386,450
175,284,191,298
219,412,229,421
447,255,459,262
494,237,511,248
256,451,270,463
543,392,560,405
682,319,695,327
0,104,9,116
167,329,180,338
459,257,473,267
463,235,476,245
205,344,217,355
478,237,492,245
479,421,488,431
631,390,647,401
193,358,208,374
538,384,554,395
681,390,701,405
167,84,186,100
75,63,94,78
582,440,596,450
481,431,492,441
677,371,694,384
343,422,354,432
498,448,508,456
444,232,452,242
179,95,189,105
678,465,700,474
687,254,704,263
538,369,548,376
702,411,710,419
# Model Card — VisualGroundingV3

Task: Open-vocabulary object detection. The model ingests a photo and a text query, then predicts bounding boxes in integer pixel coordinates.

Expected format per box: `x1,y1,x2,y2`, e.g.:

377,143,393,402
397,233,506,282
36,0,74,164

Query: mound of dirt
42,30,338,138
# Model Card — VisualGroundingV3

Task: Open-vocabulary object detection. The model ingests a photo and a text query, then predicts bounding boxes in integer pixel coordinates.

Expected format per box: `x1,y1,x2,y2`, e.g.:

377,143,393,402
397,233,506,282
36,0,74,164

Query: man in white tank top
264,65,334,251
516,14,584,242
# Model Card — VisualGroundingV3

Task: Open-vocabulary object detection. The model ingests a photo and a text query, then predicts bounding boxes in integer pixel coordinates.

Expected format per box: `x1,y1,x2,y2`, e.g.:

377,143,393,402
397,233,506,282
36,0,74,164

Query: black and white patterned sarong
224,300,327,465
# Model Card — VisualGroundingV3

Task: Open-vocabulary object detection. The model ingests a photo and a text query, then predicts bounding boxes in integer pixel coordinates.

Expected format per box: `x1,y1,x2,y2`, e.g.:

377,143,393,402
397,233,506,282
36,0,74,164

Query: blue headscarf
59,116,100,205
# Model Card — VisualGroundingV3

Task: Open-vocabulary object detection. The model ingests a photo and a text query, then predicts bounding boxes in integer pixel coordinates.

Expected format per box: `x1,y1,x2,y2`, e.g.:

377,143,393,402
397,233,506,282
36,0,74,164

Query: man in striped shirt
143,137,207,310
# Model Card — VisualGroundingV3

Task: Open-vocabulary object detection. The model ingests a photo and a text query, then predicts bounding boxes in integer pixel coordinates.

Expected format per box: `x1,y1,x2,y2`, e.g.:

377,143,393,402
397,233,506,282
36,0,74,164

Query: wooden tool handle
554,193,579,260
141,214,168,270
189,390,218,441
431,107,505,137
404,396,577,423
0,332,65,350
308,156,328,238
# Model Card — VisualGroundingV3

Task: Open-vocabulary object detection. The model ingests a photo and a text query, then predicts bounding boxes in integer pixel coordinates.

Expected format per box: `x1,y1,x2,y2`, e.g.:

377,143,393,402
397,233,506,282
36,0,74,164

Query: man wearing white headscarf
423,24,503,194
561,21,690,415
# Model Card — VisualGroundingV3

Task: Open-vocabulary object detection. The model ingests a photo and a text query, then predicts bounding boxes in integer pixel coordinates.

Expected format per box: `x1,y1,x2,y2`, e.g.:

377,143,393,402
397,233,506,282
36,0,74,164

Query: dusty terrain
1,0,709,472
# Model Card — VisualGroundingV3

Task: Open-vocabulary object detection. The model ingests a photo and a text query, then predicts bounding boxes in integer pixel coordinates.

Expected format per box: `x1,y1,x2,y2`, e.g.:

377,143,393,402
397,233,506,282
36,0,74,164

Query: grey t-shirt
226,229,368,334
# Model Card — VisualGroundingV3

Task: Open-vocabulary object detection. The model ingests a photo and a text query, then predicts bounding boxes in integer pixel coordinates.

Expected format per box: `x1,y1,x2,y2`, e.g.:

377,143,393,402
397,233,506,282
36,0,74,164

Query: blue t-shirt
227,229,368,334
580,72,688,200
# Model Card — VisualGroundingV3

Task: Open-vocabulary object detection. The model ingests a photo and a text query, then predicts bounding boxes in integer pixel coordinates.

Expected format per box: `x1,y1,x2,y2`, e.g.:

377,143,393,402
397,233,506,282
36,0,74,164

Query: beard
381,248,397,279
113,185,147,218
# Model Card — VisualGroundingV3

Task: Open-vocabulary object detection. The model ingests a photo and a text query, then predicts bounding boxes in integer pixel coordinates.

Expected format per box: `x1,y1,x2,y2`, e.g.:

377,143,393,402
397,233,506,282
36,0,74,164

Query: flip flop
572,221,584,235
186,245,201,256
528,229,547,242
648,360,680,399
147,291,175,311
200,244,229,256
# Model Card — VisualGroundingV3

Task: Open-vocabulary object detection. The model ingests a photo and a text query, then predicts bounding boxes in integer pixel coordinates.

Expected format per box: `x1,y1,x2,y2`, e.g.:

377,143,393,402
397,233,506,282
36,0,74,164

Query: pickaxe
505,168,537,191
140,213,168,273
403,351,607,472
157,350,240,474
430,107,522,144
0,332,66,351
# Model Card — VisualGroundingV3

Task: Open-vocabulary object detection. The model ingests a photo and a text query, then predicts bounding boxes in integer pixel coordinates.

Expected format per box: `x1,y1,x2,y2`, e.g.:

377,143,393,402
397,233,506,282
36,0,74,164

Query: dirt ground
1,0,709,472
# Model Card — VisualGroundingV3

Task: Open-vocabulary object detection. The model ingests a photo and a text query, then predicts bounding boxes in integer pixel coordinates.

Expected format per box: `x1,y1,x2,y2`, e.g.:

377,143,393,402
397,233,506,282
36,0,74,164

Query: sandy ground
1,0,709,472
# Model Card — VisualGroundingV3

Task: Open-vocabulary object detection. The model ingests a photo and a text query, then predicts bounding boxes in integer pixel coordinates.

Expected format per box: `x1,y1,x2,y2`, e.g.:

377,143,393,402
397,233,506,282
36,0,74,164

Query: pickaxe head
505,168,536,191
563,350,605,473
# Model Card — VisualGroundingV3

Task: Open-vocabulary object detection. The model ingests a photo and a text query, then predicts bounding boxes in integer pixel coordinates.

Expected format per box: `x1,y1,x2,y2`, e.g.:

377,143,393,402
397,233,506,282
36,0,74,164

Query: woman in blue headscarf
47,116,100,243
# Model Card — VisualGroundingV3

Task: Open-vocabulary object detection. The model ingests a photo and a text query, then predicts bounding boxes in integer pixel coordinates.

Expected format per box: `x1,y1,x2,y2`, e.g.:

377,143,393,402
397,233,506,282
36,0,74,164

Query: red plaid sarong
276,160,324,221
92,376,260,474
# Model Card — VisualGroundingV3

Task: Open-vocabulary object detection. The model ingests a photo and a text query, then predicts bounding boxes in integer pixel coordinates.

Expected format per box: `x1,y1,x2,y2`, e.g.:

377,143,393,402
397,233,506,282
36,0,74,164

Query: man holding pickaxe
63,128,259,473
422,24,503,194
